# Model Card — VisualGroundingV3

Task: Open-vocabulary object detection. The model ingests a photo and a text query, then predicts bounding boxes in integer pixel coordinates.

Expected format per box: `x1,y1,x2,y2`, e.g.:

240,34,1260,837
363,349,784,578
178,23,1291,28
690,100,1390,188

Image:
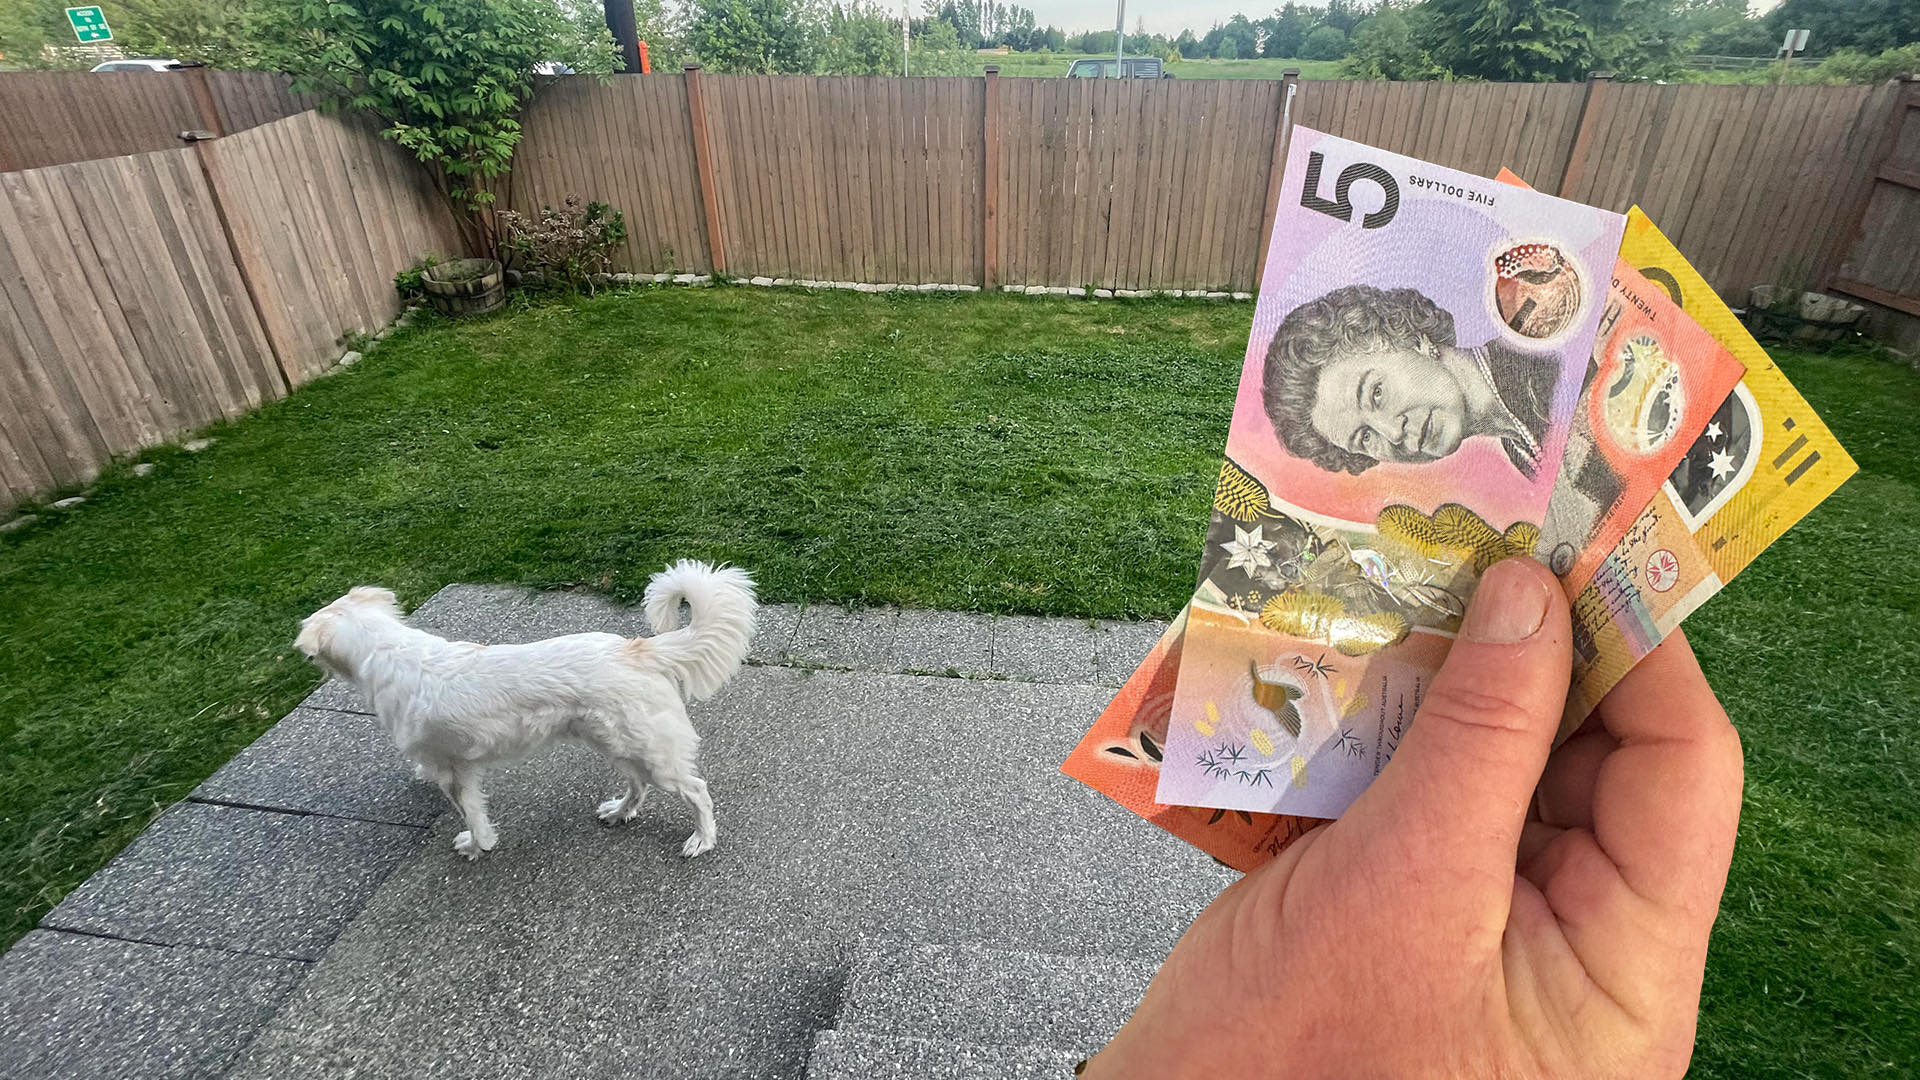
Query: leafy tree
1219,12,1260,58
1417,0,1588,81
1343,6,1447,78
1321,0,1371,34
1261,3,1315,57
1694,14,1777,57
270,0,615,235
1571,0,1686,80
1174,28,1202,58
1039,24,1066,50
1218,36,1243,58
109,0,264,66
684,0,819,73
1810,41,1920,80
1301,23,1349,60
820,2,901,75
908,17,976,73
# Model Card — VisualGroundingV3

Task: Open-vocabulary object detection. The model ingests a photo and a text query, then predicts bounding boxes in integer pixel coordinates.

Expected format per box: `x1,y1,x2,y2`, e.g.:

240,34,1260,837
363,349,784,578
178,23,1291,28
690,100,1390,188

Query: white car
90,58,182,72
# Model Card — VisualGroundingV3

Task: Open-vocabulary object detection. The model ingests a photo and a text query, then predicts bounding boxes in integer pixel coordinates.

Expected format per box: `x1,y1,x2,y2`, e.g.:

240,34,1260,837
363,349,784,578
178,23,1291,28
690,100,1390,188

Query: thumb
1341,557,1569,901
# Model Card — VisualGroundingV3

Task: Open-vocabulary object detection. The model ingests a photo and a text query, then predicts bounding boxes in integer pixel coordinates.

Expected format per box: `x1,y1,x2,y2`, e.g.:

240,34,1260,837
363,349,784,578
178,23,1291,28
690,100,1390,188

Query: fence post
1253,68,1301,288
982,65,1000,291
682,63,727,276
1558,71,1613,200
188,137,297,390
179,62,225,137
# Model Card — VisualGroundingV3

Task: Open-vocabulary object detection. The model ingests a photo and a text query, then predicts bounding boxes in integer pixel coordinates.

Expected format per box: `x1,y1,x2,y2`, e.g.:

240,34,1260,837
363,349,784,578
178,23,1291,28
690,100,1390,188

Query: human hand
1084,557,1744,1080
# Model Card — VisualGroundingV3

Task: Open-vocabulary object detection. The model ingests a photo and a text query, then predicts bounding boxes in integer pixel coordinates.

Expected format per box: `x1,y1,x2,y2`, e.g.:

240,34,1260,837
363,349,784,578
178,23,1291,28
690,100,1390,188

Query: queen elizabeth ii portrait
1263,283,1562,481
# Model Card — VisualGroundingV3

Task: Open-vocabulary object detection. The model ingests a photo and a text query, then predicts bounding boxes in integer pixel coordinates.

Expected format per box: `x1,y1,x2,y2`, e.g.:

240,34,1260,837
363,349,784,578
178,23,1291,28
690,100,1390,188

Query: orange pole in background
638,40,651,73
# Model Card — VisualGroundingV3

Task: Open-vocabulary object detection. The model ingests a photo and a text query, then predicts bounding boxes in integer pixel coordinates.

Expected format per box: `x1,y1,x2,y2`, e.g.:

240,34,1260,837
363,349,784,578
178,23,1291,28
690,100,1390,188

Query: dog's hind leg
440,767,497,860
596,760,652,825
665,774,717,857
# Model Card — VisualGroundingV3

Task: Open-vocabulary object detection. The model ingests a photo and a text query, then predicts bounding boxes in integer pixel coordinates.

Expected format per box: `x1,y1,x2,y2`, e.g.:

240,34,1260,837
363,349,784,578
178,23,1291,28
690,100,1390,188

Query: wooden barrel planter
422,258,506,317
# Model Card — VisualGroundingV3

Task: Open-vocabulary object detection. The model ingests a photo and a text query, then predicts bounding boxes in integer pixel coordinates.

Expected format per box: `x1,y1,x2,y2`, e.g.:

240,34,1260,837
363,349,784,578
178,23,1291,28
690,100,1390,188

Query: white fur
295,562,757,860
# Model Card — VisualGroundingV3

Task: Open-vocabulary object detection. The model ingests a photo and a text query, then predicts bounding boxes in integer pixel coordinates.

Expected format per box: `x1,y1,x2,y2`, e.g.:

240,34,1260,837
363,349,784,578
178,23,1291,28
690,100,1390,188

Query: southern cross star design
1704,420,1723,441
1707,449,1736,481
1222,524,1277,573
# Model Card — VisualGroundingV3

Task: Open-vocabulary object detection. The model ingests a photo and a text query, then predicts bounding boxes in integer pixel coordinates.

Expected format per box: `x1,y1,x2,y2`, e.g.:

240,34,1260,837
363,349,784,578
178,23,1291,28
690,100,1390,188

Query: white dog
295,561,756,860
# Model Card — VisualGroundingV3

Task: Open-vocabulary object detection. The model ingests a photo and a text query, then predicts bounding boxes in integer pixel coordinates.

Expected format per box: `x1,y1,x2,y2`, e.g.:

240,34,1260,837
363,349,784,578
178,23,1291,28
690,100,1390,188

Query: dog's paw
453,830,495,860
596,798,632,824
681,832,715,858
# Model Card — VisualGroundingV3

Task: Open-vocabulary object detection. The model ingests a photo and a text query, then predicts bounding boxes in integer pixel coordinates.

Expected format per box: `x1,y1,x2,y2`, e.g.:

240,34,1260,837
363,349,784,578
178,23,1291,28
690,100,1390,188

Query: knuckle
1417,681,1540,736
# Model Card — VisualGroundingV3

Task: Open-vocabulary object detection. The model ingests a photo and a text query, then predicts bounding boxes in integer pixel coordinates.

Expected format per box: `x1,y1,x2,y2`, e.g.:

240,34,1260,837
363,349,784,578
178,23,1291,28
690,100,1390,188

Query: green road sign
65,6,112,43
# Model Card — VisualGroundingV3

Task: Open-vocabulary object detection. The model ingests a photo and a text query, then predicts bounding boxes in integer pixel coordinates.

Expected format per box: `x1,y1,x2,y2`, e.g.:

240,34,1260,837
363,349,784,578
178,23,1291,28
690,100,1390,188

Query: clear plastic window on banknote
1061,136,1852,870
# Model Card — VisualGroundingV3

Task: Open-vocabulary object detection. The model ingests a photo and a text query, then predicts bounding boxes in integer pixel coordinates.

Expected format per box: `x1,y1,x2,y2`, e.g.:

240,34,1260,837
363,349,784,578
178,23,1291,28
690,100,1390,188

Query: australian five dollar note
1147,129,1624,818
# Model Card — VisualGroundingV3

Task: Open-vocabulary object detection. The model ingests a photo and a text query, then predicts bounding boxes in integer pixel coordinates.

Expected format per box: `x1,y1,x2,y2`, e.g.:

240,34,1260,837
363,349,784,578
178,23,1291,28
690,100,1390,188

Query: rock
913,283,937,292
133,463,155,477
338,350,362,368
691,275,713,285
1163,290,1184,298
956,284,980,292
834,281,857,290
0,515,38,534
51,496,85,509
183,438,213,452
1002,284,1026,294
589,273,613,287
1066,286,1087,298
771,278,791,287
1204,291,1228,300
1232,292,1252,301
504,269,523,286
750,276,774,287
1094,288,1114,299
855,282,878,292
1046,286,1071,296
613,272,636,284
653,273,672,283
874,283,898,292
672,273,698,285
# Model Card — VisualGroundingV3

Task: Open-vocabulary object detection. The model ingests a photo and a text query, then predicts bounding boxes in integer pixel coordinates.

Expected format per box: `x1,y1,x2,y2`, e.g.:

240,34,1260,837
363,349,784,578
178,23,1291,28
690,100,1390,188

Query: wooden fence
505,69,1908,305
0,70,311,172
0,110,461,510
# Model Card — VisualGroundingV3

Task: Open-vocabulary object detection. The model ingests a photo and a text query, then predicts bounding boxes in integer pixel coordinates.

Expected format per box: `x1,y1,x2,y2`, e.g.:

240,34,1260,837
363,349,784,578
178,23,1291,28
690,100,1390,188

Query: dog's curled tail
642,560,758,700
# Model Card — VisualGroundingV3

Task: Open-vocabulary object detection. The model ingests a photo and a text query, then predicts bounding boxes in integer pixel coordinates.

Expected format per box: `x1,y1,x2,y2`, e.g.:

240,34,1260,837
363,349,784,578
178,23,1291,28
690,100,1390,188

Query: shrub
496,196,628,292
1301,25,1350,61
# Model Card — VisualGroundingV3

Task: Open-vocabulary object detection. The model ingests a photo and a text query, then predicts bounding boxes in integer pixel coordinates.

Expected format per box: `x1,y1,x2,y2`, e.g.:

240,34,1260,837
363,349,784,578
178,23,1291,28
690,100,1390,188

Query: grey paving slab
509,587,644,640
749,602,803,663
889,608,994,677
299,677,369,714
805,1031,1083,1080
43,802,424,961
1094,619,1174,688
789,604,901,670
193,706,445,827
0,930,307,1080
837,941,1156,1051
232,931,844,1080
406,582,532,640
228,666,1231,1077
991,614,1100,684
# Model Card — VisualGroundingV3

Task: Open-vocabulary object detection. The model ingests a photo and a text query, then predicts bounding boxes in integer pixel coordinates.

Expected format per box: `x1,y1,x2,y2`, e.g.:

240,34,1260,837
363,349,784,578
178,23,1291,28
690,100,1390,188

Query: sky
1022,0,1786,38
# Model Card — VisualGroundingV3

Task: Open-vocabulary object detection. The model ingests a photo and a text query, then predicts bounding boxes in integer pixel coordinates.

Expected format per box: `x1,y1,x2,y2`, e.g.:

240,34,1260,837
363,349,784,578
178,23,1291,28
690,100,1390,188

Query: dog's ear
346,585,399,608
295,612,336,661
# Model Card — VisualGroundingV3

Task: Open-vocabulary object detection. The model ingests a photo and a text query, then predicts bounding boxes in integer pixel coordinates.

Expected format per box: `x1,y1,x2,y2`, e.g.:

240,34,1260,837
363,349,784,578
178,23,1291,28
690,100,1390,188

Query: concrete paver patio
0,586,1233,1078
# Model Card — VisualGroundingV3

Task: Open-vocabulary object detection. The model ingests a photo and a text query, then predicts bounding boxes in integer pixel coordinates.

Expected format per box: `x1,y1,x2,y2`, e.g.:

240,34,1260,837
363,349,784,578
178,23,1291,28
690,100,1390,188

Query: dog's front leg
439,767,498,860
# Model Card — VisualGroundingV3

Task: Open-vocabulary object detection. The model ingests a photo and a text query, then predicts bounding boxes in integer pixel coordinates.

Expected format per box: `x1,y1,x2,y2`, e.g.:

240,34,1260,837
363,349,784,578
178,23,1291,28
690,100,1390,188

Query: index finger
1590,630,1744,925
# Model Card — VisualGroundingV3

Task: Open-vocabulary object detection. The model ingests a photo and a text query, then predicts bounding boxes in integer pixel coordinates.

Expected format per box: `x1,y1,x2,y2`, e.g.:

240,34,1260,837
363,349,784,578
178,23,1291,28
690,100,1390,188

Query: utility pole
1114,0,1126,75
602,0,641,73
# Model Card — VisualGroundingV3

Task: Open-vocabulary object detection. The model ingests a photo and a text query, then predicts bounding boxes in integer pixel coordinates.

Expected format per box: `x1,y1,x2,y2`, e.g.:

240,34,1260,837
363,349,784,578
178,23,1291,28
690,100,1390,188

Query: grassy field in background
0,286,1913,1076
975,51,1343,79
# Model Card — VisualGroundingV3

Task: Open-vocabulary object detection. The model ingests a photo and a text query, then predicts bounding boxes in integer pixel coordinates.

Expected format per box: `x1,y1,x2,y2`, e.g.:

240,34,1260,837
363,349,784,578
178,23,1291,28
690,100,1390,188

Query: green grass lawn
0,287,1913,1076
976,51,1344,79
